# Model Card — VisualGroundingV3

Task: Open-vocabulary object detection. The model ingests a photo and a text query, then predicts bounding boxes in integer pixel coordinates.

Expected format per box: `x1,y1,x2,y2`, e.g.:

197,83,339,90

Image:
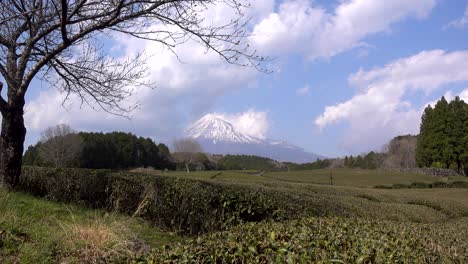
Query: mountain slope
186,114,323,163
186,114,260,144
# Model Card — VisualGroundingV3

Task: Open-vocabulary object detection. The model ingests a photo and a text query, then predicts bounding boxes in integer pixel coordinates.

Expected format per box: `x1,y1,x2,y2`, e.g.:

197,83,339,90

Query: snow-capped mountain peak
186,114,260,144
185,114,324,163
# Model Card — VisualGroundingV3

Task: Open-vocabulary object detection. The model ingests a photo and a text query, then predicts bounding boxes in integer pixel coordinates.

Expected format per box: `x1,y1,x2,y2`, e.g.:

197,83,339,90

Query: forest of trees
416,96,468,173
22,124,422,173
342,152,383,169
283,159,331,171
23,127,175,170
218,155,285,171
329,135,418,170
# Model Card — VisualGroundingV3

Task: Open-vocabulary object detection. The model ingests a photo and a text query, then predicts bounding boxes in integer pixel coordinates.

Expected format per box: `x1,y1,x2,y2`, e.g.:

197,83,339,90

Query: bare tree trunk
185,162,190,174
456,160,464,175
0,97,26,189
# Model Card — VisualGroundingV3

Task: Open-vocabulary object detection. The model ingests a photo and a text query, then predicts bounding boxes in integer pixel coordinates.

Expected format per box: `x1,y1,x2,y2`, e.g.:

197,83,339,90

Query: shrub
387,181,468,189
431,181,448,188
374,184,392,189
410,182,430,189
18,167,111,208
392,183,410,189
448,181,468,188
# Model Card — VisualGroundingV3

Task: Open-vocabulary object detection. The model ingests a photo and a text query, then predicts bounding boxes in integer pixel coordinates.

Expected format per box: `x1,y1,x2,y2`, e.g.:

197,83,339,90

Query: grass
0,187,181,264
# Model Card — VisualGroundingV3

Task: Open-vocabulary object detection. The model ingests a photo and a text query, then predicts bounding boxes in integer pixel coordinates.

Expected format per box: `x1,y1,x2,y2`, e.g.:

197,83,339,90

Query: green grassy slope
0,188,181,264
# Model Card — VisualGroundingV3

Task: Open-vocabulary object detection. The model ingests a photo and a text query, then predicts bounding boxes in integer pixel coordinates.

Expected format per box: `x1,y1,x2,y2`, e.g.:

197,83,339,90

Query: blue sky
22,0,468,157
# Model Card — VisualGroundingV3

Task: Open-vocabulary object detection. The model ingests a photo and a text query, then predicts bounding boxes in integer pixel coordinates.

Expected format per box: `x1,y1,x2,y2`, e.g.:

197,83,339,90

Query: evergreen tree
447,97,466,172
25,131,175,170
23,143,47,166
364,151,377,169
432,97,451,168
156,143,177,170
348,155,355,168
416,105,435,167
462,101,468,175
354,156,364,168
416,96,468,173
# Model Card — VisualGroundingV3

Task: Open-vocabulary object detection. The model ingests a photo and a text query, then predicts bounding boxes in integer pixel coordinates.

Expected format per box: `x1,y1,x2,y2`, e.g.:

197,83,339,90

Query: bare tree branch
0,0,269,115
60,0,70,45
173,138,203,173
38,123,83,168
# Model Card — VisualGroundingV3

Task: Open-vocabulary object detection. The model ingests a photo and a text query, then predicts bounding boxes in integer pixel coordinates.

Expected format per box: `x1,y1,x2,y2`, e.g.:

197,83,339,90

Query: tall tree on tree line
416,96,468,174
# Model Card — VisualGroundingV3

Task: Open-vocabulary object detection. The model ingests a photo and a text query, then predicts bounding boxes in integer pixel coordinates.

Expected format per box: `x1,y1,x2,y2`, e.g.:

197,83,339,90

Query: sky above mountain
19,0,468,157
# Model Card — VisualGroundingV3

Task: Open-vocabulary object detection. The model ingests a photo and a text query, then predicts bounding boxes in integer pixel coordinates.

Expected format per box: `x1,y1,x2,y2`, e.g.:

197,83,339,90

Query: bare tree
383,135,417,169
0,0,268,188
173,138,202,173
38,124,83,168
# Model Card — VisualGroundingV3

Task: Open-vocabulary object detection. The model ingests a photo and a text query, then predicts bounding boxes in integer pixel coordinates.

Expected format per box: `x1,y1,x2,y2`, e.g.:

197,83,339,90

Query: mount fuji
186,114,323,163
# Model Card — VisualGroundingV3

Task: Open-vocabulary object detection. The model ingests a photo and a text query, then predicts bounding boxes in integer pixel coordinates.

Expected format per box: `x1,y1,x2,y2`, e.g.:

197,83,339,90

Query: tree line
339,135,418,170
335,96,467,175
23,125,175,170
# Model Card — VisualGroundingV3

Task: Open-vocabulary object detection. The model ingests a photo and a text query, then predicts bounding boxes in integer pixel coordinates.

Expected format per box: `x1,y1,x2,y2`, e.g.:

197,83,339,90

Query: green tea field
1,167,467,263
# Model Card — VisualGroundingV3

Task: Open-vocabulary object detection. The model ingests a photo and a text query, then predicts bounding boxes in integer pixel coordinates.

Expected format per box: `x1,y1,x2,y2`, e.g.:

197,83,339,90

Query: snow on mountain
186,114,324,163
186,114,261,144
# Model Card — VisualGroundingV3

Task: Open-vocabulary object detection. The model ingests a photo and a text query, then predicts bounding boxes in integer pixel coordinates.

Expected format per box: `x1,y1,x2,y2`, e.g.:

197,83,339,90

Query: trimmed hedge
410,182,430,189
17,167,112,208
374,181,468,189
17,167,349,235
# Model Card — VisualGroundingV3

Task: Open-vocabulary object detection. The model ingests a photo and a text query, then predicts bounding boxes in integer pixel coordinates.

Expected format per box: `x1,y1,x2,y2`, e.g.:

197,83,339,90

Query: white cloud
247,0,275,23
25,39,258,140
214,109,270,139
425,88,468,107
460,88,468,101
445,5,468,29
296,84,310,95
21,0,439,148
315,49,468,153
251,0,436,60
25,2,264,141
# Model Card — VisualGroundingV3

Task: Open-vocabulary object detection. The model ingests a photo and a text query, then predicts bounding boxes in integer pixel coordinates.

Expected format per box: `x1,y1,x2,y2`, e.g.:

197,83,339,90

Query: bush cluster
17,167,347,235
374,181,468,189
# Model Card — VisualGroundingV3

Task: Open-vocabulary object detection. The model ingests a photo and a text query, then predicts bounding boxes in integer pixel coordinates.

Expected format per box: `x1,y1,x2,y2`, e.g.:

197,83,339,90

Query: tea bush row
374,181,468,189
17,167,349,235
141,216,467,263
